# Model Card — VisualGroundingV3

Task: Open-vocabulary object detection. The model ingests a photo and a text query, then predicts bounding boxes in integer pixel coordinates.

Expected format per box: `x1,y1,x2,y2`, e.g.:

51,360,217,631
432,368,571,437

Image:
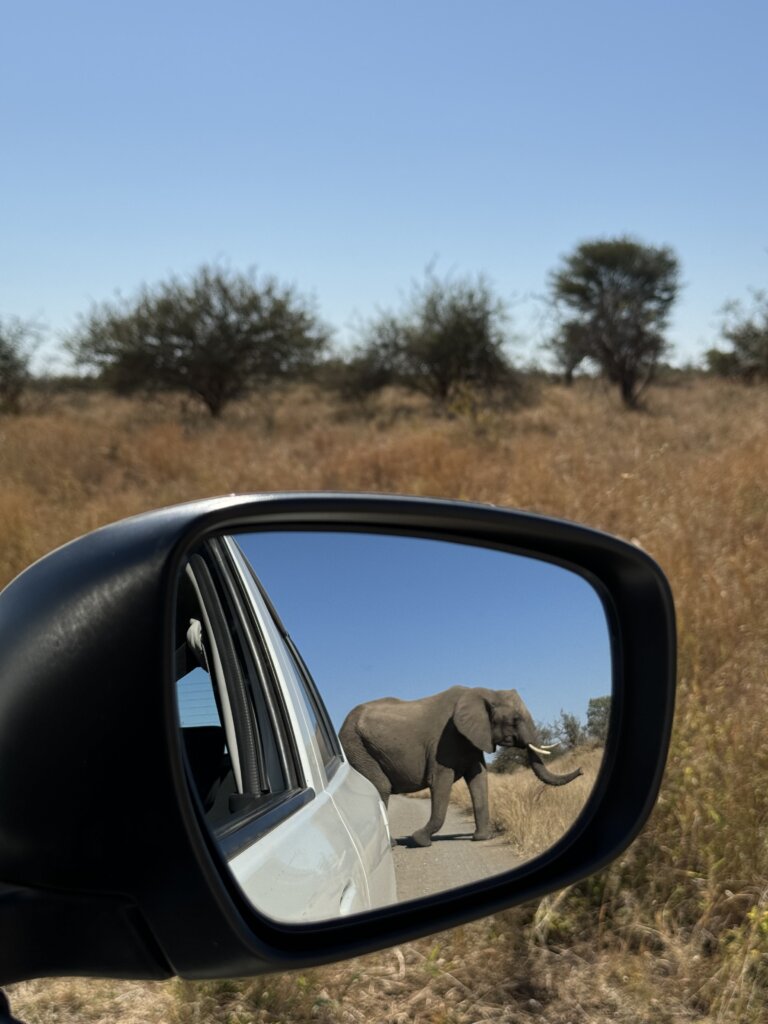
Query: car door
174,536,395,922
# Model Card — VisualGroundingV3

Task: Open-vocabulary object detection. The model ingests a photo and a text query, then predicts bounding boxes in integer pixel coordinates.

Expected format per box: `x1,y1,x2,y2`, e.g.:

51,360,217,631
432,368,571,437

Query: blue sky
235,531,611,732
3,1,766,371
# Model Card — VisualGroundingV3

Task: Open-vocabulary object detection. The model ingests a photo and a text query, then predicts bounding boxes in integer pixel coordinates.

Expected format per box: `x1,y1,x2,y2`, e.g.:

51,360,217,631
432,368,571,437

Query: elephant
339,685,582,847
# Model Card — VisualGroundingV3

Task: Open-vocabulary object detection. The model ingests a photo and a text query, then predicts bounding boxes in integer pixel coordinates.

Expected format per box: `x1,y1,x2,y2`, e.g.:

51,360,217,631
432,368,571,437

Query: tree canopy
346,271,519,406
70,265,330,416
549,237,680,408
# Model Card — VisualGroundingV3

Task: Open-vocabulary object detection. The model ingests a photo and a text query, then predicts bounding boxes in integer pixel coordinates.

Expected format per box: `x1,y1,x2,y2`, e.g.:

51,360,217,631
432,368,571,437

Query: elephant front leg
466,762,493,841
411,770,453,847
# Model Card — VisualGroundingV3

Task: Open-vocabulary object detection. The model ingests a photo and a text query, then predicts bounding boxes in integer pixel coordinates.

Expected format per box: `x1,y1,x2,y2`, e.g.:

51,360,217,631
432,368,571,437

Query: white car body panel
327,761,395,909
227,775,371,920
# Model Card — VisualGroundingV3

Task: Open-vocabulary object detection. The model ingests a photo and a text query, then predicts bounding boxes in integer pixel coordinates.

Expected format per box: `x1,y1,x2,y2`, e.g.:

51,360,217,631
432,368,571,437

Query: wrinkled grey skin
340,685,582,847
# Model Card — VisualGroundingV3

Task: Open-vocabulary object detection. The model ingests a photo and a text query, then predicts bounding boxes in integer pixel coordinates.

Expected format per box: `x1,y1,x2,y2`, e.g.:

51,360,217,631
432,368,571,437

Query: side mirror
0,494,675,984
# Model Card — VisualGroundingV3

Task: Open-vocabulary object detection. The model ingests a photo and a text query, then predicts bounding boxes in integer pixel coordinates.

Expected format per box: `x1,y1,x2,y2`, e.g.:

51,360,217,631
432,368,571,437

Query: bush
69,265,330,417
0,318,36,414
709,289,768,383
352,271,522,408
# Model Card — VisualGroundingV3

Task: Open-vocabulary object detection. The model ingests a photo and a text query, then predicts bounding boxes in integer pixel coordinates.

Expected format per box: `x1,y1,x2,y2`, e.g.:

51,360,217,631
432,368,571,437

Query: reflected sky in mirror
235,531,611,731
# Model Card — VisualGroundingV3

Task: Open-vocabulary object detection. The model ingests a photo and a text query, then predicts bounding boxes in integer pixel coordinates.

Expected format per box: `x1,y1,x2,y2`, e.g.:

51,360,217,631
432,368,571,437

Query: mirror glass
173,530,611,923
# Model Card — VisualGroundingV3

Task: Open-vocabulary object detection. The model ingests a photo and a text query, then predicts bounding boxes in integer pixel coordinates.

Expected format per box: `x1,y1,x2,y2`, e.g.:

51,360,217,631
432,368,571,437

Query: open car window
225,538,343,779
174,541,303,838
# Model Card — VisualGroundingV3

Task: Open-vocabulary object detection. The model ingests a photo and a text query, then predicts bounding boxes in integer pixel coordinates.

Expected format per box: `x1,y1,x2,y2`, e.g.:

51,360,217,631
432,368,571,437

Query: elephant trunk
527,746,583,786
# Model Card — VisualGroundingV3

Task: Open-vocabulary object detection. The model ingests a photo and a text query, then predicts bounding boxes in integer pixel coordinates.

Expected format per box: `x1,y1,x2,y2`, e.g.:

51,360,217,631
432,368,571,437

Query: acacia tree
70,265,329,416
550,237,680,408
349,271,519,406
0,318,35,414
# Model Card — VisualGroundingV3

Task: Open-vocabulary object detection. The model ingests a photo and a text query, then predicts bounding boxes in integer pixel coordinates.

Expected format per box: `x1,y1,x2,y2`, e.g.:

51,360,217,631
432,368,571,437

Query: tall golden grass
451,748,603,859
5,376,768,1022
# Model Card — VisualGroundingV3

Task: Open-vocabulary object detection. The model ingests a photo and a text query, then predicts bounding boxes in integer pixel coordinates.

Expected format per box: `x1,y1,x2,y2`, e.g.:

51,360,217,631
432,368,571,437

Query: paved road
387,795,522,903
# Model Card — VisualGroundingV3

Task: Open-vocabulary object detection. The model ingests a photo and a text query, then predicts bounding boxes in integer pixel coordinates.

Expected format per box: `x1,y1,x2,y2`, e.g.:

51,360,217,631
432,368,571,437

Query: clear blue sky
3,1,766,371
235,531,611,732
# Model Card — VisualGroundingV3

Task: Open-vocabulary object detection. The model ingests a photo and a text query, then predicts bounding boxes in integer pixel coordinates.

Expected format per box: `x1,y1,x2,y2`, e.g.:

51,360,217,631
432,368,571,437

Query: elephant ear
453,689,495,753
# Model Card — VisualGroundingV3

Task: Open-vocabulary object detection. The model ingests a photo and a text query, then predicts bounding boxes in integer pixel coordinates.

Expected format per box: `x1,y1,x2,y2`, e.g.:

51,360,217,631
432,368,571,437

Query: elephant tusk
528,744,552,757
539,742,560,750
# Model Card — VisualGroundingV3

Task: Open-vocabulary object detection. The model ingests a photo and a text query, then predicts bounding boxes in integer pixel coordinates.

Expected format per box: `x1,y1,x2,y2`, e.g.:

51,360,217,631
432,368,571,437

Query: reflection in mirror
173,531,611,924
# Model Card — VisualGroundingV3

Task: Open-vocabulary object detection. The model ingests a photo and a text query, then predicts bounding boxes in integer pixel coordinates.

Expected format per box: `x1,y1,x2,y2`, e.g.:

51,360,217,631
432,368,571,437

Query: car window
222,538,346,784
280,636,340,774
233,540,343,772
174,543,303,837
206,539,304,795
174,569,240,828
177,664,221,728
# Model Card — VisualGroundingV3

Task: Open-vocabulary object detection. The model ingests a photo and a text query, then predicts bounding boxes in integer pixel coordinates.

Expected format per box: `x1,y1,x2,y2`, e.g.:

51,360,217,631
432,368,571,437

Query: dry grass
4,376,768,1022
0,920,713,1024
450,748,603,859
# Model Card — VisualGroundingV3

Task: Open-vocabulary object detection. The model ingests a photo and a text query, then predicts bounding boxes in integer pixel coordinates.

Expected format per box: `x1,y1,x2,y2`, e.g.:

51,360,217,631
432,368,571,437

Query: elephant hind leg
350,750,392,806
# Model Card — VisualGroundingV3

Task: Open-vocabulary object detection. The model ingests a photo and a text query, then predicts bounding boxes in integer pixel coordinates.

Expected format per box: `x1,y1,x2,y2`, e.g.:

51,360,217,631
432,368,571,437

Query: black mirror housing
0,494,675,983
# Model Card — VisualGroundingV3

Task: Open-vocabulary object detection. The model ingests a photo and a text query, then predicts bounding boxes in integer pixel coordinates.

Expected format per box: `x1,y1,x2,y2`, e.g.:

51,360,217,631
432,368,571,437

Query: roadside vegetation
3,374,767,1022
0,316,36,415
451,747,602,860
706,288,768,384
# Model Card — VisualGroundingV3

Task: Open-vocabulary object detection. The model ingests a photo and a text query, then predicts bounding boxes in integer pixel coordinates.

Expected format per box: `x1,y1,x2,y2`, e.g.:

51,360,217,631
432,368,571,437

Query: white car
174,534,396,922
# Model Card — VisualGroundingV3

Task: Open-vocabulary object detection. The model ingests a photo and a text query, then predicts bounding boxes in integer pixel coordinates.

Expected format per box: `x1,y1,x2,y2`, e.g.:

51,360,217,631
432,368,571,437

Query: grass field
457,748,603,859
4,376,768,1022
